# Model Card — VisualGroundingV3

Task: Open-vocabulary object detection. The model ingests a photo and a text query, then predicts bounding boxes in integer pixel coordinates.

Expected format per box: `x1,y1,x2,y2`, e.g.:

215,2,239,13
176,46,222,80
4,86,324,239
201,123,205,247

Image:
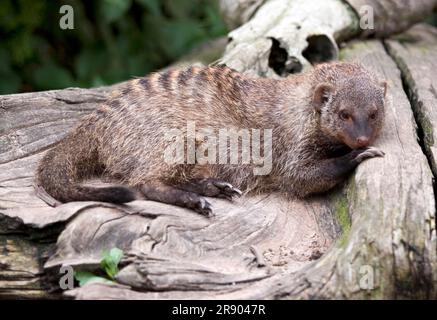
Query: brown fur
36,62,386,215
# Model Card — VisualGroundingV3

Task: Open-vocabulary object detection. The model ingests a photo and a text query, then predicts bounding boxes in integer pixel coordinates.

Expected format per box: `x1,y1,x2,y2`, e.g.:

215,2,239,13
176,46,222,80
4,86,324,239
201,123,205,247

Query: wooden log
347,0,437,38
384,24,437,176
239,38,436,299
0,236,56,299
219,0,267,30
58,33,437,300
219,0,437,36
219,0,357,76
1,25,437,299
219,0,437,77
0,88,113,299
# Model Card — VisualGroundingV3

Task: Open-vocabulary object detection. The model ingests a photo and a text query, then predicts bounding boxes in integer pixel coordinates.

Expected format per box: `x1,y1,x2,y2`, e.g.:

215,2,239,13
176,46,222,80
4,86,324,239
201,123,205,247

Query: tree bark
219,0,437,76
347,0,437,38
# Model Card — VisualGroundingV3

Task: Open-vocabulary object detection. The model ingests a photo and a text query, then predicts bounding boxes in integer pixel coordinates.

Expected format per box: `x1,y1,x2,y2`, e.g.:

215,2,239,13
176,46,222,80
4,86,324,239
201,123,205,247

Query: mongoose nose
356,136,370,147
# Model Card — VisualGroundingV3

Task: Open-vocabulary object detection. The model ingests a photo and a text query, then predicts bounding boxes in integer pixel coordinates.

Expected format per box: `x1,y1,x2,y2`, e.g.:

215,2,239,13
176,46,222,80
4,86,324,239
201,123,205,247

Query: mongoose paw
354,147,385,163
193,197,213,217
211,180,243,201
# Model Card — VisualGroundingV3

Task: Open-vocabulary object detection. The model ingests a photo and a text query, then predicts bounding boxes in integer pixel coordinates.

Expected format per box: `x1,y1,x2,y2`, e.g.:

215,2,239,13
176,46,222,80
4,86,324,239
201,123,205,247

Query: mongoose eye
369,112,377,120
339,111,350,121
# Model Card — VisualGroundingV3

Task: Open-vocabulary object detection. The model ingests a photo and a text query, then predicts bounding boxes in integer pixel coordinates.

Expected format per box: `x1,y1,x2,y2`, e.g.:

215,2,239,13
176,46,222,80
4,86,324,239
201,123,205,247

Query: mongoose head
313,74,387,149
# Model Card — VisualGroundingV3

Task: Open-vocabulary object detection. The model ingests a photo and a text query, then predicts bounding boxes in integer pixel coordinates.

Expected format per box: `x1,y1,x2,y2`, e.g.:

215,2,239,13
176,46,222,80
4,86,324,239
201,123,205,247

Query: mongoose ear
313,83,334,112
380,81,388,97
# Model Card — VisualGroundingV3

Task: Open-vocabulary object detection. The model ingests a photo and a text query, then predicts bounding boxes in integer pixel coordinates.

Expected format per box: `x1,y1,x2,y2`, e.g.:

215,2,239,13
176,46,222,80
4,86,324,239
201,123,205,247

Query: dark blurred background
0,0,227,94
2,1,437,95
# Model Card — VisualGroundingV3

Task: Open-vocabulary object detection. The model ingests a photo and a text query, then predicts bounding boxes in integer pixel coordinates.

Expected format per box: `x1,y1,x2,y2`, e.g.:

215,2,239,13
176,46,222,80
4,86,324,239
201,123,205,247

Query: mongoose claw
355,147,385,163
212,180,243,200
194,197,213,217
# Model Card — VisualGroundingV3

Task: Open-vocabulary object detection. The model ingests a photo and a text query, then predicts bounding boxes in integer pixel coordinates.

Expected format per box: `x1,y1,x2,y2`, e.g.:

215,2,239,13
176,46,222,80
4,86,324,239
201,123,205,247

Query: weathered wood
385,24,437,176
241,38,437,299
219,0,267,30
1,25,437,299
47,194,338,295
347,0,437,38
0,88,112,299
61,34,437,300
220,0,437,37
0,71,338,299
0,236,56,299
384,24,437,293
219,0,437,77
220,0,358,76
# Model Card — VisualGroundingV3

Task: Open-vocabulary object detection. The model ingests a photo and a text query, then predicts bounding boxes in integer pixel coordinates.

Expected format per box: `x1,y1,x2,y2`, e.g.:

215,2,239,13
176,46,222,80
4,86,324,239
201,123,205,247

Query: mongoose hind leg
139,181,213,217
178,178,243,201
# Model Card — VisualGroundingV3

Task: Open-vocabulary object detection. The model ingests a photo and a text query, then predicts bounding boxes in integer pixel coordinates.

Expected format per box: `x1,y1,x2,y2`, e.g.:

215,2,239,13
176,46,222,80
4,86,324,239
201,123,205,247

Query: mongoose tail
35,122,136,205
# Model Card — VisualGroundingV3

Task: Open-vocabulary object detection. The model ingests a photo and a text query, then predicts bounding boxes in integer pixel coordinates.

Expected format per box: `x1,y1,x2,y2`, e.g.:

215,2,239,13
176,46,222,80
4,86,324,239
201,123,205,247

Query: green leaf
75,47,107,81
91,75,107,88
100,0,132,23
101,247,124,279
32,62,75,90
0,71,21,94
136,0,161,16
74,271,113,287
155,19,207,60
0,49,21,94
164,0,196,19
204,4,228,36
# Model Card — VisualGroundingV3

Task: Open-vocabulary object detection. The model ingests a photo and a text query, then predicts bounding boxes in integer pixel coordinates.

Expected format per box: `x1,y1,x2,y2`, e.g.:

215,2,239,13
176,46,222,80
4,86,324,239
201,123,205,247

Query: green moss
339,42,368,61
419,45,431,54
393,34,417,44
334,196,351,247
419,112,435,147
368,285,384,300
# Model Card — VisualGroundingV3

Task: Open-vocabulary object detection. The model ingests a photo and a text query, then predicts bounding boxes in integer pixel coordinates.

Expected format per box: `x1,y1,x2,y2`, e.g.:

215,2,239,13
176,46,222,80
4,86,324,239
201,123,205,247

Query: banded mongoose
36,62,387,216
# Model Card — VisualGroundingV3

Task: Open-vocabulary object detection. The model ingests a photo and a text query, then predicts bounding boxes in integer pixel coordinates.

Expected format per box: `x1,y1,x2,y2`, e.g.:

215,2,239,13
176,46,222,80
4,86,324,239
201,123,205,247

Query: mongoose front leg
139,182,213,217
294,147,384,197
178,178,243,201
330,147,385,175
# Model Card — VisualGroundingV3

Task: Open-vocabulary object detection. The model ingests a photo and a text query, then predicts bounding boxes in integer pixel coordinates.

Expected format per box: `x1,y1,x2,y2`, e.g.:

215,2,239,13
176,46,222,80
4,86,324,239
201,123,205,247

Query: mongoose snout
36,62,386,216
355,137,370,148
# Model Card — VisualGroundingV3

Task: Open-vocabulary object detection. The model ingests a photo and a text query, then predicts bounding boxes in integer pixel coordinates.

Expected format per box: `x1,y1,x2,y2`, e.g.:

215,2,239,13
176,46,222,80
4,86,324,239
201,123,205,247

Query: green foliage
74,247,124,287
101,247,124,279
74,271,114,286
425,11,437,28
334,197,351,248
100,0,133,23
0,0,227,94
